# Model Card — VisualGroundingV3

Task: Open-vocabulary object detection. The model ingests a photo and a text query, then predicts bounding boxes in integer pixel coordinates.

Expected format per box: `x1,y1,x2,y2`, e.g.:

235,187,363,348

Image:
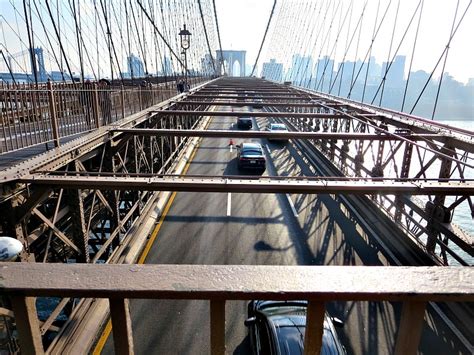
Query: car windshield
270,124,287,131
274,324,341,355
242,148,262,155
239,117,251,120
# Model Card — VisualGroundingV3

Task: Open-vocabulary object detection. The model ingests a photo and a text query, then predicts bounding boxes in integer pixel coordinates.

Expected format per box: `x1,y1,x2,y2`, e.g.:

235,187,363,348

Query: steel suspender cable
45,0,75,83
251,0,277,77
409,0,471,115
136,0,186,69
197,0,216,74
431,0,460,120
371,0,422,106
23,0,38,85
212,0,225,75
401,0,424,112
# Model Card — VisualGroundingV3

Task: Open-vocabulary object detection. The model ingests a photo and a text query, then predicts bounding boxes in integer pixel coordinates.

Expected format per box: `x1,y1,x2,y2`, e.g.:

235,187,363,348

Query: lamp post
179,24,191,90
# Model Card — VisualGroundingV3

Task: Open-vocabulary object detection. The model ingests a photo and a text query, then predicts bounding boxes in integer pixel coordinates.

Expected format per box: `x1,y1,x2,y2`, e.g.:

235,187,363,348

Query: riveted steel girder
20,174,473,195
112,128,440,142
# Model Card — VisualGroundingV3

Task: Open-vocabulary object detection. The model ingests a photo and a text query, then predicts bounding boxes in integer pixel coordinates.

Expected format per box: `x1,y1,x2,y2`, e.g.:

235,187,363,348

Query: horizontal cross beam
20,175,472,195
1,263,472,301
154,110,345,118
111,128,438,141
174,100,351,108
186,95,315,101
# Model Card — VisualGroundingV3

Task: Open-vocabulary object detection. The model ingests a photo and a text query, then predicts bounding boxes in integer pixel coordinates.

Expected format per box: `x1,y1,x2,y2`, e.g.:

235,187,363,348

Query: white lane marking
286,193,299,217
227,192,232,216
229,145,233,153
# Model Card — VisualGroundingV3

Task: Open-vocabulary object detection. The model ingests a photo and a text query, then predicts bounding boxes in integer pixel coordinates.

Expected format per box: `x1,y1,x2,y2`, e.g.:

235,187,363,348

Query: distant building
261,59,283,81
127,54,145,78
314,56,334,90
162,56,172,76
381,55,406,88
201,54,216,75
288,54,313,85
245,64,253,77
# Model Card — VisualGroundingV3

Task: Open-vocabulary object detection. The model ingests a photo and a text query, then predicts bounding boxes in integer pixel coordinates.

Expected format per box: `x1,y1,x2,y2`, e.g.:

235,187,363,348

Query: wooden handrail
1,264,473,355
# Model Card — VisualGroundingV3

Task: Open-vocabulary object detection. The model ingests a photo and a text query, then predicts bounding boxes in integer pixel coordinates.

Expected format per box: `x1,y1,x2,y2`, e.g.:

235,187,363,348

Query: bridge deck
1,77,472,355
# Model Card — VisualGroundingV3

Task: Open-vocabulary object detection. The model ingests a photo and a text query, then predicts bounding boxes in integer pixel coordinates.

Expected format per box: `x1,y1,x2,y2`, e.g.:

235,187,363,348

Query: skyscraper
262,59,283,81
127,54,145,78
381,55,406,88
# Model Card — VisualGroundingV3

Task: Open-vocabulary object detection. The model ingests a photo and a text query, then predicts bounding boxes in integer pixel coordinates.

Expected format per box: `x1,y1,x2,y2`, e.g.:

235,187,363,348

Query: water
437,120,473,238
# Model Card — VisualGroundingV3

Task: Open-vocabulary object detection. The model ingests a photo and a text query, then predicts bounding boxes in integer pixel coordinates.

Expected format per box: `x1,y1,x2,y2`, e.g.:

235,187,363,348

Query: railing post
11,296,44,355
91,82,100,128
210,300,225,355
109,298,134,355
304,301,325,355
394,301,426,355
47,80,60,147
121,85,125,119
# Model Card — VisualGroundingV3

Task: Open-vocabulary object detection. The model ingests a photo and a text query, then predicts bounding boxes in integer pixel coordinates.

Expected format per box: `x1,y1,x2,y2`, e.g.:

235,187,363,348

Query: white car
266,123,289,141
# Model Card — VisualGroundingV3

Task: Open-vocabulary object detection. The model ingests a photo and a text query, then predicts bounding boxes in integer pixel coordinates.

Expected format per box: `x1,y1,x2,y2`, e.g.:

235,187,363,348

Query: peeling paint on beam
111,129,440,141
1,263,473,302
20,175,473,195
153,110,345,118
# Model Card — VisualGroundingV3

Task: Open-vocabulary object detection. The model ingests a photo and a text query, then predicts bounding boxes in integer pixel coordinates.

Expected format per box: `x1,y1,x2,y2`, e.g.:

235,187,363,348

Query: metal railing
1,263,472,355
0,77,207,154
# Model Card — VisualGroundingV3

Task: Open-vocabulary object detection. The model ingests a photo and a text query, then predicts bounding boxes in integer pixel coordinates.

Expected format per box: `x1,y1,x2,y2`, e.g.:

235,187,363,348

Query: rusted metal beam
10,296,44,355
173,100,351,108
20,174,473,195
153,110,344,118
109,298,134,355
31,207,81,254
304,301,325,355
112,128,440,141
394,302,427,355
210,300,226,355
1,264,473,301
185,95,315,101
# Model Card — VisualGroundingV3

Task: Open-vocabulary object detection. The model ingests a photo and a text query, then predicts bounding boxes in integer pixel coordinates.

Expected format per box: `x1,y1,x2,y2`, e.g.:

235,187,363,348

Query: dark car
237,143,266,171
237,116,253,129
252,98,264,109
245,300,345,355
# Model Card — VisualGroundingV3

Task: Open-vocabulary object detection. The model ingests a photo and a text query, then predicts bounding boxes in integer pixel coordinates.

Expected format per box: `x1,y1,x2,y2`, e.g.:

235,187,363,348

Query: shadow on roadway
233,334,252,355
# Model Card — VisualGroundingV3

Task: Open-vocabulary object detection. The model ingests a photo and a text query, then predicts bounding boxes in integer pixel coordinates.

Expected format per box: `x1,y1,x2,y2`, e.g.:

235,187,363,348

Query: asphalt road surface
101,105,467,355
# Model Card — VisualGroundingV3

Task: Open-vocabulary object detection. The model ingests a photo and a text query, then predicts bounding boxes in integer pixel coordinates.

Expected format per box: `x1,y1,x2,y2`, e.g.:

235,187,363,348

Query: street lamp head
179,24,192,50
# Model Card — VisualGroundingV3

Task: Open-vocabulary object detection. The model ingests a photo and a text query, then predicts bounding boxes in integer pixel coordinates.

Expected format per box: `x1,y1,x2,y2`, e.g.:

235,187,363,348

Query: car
267,123,289,141
237,116,253,129
237,143,266,171
245,300,345,355
252,98,264,109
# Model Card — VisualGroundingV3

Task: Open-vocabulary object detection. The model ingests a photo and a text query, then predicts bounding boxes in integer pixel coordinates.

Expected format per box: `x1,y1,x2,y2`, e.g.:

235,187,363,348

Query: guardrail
0,77,207,154
1,263,472,355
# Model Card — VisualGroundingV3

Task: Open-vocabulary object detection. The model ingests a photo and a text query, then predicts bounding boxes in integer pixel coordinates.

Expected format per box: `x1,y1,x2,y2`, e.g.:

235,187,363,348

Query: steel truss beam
185,95,318,101
20,175,472,195
153,110,345,118
173,100,352,109
112,128,440,141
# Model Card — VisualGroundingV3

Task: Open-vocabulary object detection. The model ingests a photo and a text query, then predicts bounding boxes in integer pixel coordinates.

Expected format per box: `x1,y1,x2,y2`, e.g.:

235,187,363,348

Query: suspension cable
251,0,277,77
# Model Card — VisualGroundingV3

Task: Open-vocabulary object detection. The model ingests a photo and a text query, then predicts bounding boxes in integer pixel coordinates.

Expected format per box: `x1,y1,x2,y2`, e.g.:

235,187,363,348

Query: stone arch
216,50,246,76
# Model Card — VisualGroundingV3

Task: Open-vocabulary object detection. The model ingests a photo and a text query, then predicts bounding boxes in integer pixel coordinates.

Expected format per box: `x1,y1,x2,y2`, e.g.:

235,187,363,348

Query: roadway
100,105,467,354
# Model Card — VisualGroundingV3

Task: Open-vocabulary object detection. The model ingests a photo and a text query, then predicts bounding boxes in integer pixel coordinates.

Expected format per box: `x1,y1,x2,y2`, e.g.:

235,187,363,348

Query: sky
1,0,473,84
216,0,474,84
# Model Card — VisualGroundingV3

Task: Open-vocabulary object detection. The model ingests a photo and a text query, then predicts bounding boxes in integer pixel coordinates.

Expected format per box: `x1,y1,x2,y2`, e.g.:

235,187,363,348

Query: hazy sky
216,0,474,84
1,0,473,84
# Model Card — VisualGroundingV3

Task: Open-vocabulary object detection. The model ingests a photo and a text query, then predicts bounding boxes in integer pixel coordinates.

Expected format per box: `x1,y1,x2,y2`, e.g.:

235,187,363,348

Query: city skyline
216,0,474,84
261,53,473,120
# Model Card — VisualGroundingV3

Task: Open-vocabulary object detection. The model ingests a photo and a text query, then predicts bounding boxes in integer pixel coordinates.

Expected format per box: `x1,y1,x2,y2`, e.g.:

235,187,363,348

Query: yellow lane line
93,116,210,355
